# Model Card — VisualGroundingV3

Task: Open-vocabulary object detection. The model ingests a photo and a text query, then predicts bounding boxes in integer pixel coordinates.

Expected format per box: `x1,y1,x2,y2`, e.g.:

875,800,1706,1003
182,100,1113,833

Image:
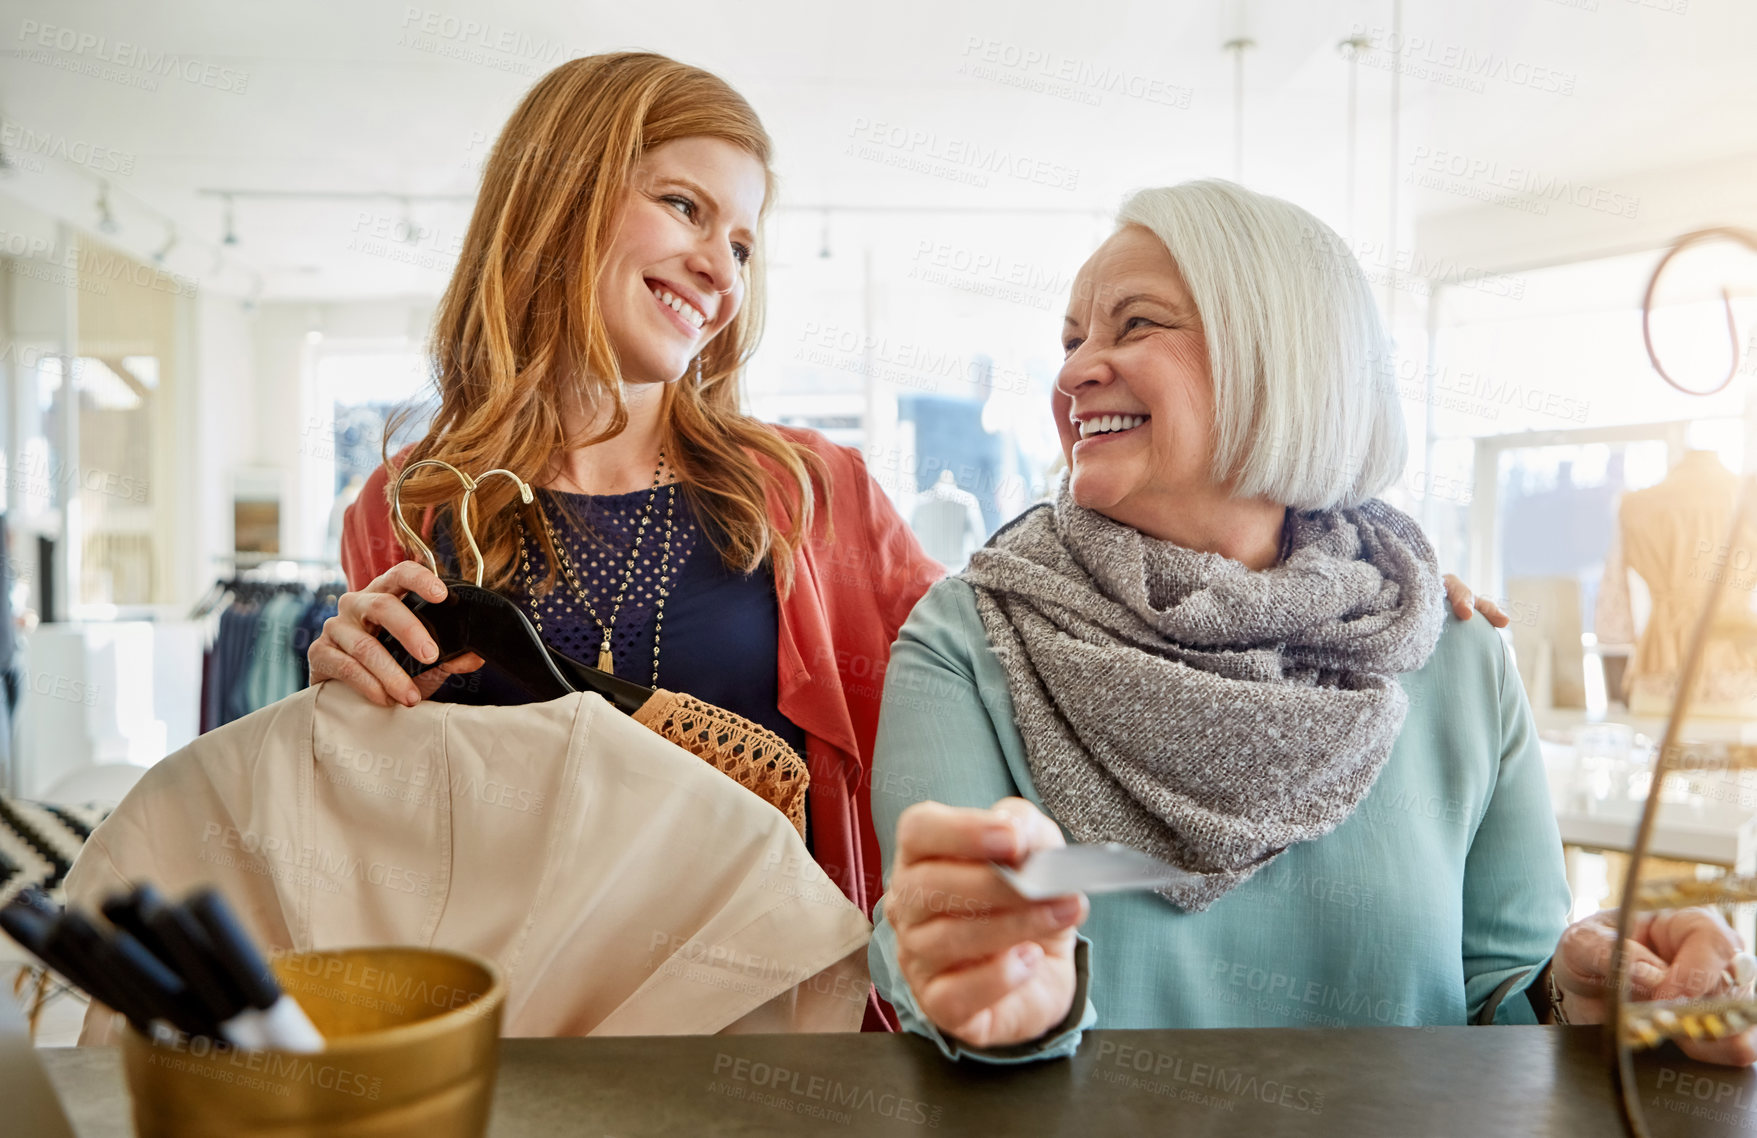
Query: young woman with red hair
306,55,941,1031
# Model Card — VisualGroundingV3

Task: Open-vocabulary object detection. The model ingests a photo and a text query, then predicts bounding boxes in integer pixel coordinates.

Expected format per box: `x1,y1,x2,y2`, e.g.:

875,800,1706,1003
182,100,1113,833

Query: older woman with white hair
868,179,1755,1066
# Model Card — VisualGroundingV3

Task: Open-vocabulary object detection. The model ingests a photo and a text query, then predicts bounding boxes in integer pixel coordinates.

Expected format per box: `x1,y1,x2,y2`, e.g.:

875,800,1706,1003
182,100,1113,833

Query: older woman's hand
307,560,484,708
886,797,1088,1050
1442,573,1509,628
1553,907,1756,1066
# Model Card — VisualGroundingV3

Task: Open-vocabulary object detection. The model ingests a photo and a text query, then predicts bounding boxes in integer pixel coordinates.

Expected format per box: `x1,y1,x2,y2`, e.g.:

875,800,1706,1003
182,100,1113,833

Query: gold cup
119,946,504,1138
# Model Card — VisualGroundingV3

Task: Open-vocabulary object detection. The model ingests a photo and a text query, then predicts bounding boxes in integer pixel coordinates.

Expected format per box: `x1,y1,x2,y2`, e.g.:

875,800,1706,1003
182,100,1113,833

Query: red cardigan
339,427,942,923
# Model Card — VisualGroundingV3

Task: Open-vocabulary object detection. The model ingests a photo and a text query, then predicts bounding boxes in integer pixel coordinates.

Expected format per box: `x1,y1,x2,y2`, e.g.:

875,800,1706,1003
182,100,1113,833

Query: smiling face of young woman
1054,224,1222,532
598,135,766,388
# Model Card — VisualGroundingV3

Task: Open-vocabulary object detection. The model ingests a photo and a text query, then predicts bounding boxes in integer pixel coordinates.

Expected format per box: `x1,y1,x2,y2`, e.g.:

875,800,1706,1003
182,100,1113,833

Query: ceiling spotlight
1338,35,1373,243
222,194,239,246
1222,38,1256,184
96,181,119,234
152,225,177,264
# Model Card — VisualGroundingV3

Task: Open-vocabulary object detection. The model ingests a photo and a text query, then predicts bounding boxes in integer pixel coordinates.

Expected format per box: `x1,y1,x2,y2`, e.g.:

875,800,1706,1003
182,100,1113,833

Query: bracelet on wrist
1546,967,1570,1025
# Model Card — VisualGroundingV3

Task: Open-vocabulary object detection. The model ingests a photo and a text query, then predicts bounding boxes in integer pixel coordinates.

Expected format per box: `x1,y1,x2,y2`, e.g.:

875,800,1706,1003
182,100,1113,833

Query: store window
747,208,1087,568
30,235,180,614
308,346,434,564
72,353,157,605
1495,439,1671,643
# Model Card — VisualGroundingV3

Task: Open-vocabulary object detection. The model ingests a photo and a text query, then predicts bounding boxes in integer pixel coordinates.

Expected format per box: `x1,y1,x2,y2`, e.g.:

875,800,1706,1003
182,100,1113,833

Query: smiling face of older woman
1056,224,1284,567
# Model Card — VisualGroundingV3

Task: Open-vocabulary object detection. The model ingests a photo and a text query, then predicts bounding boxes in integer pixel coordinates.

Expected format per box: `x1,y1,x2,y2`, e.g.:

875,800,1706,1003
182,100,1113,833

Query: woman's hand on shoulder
306,560,483,708
1553,906,1756,1066
1443,573,1509,628
886,797,1086,1051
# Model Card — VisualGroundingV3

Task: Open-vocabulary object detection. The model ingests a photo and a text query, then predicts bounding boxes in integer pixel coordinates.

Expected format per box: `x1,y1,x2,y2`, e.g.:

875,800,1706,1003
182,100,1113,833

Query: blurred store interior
2,0,1757,1016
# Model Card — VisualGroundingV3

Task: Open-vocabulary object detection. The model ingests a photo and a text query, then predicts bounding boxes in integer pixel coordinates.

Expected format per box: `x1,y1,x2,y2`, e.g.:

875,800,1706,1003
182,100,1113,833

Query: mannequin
910,471,987,569
1615,449,1757,716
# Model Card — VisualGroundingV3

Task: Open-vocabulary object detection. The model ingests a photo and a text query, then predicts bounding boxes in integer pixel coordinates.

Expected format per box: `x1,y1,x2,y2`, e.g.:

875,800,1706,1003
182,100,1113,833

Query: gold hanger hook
1641,226,1757,397
459,469,535,587
389,459,534,587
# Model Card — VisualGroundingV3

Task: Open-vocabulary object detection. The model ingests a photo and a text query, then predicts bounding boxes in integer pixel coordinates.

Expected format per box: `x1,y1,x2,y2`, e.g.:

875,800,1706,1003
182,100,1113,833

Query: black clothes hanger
372,459,653,714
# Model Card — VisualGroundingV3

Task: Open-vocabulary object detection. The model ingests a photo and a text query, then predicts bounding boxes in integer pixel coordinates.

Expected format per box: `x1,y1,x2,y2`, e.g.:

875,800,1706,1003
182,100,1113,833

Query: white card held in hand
992,842,1200,900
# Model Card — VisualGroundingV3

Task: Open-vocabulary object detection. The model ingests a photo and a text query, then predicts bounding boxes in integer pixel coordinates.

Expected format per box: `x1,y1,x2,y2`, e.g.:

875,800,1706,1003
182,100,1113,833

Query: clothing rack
195,556,349,732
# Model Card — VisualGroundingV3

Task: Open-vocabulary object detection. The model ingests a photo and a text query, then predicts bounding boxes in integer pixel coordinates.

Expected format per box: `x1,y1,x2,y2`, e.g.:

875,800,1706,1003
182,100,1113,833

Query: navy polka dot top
426,484,805,756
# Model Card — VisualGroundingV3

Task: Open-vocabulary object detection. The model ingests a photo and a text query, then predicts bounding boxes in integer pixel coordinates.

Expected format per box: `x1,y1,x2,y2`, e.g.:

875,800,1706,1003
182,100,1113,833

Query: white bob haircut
1113,179,1405,511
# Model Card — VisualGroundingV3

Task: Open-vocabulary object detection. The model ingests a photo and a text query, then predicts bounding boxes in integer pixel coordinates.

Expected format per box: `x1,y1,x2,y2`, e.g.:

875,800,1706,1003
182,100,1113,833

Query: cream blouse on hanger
66,681,871,1043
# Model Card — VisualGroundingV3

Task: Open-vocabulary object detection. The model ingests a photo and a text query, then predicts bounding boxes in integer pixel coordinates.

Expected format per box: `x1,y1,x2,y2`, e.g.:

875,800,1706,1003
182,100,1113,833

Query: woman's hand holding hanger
306,561,485,708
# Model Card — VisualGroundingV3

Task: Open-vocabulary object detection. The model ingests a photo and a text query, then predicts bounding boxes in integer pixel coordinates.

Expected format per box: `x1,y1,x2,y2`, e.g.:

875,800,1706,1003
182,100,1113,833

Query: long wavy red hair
386,51,825,597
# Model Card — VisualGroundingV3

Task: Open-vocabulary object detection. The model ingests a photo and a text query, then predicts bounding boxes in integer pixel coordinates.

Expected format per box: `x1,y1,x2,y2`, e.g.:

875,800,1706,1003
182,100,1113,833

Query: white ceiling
1,0,1753,300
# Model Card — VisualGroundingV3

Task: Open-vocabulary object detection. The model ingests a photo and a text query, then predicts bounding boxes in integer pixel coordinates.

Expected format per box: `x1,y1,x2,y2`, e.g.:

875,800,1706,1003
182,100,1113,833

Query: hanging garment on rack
65,680,871,1042
290,592,339,690
218,596,264,725
196,575,349,730
197,601,224,735
242,588,312,711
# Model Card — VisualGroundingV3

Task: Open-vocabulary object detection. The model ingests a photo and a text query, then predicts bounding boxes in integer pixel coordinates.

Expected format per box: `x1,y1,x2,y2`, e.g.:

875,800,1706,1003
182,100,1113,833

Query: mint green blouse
868,578,1572,1062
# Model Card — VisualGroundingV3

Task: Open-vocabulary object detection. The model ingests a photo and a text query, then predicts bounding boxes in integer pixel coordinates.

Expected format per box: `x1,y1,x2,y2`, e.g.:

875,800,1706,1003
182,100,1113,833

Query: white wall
187,292,258,603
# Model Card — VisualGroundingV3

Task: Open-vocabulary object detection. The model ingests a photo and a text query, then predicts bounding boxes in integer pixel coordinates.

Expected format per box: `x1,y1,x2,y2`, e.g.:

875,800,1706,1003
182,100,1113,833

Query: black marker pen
185,889,323,1052
141,894,250,1038
102,923,212,1038
100,886,178,967
43,911,179,1039
0,905,111,1016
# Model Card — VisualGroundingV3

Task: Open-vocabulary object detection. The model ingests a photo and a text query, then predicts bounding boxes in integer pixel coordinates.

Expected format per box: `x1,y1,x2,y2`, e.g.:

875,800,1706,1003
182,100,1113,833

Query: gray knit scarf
961,479,1446,912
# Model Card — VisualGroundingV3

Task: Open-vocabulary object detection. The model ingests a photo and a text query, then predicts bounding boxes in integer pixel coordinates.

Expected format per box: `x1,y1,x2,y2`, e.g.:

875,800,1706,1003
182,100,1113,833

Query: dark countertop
32,1026,1757,1137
